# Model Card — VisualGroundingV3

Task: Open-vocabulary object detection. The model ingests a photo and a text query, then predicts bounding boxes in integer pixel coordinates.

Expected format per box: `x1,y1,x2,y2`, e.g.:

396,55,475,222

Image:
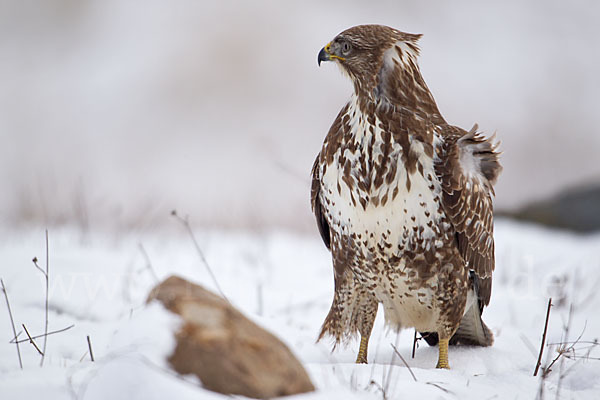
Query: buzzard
311,25,501,369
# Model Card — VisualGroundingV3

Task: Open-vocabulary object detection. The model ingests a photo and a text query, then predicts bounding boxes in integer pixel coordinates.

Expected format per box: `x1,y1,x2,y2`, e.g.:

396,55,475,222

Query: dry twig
87,335,95,362
519,333,538,358
534,298,552,376
411,330,418,359
383,331,400,396
368,379,388,400
138,243,159,283
11,324,75,344
535,303,600,400
171,210,228,302
390,344,417,382
539,307,597,384
426,382,452,394
22,324,44,355
32,229,50,367
1,279,23,369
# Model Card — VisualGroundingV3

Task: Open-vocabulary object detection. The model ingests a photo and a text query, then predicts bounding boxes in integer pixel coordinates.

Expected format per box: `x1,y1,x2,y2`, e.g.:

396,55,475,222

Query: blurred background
1,0,599,234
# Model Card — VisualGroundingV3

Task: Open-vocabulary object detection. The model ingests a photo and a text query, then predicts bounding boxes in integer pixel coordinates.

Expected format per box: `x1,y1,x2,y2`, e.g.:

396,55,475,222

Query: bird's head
318,25,423,98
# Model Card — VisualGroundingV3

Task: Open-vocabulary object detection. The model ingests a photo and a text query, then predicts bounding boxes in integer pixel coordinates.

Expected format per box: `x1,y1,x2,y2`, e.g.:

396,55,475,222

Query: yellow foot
356,354,368,364
436,338,450,369
355,335,369,364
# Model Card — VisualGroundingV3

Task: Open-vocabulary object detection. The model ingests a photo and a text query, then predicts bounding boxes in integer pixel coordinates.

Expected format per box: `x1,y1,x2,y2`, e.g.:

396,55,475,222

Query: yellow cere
324,42,346,62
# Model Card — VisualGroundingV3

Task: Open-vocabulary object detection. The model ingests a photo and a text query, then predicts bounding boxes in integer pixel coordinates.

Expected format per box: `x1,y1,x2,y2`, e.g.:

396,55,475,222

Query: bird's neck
355,48,446,125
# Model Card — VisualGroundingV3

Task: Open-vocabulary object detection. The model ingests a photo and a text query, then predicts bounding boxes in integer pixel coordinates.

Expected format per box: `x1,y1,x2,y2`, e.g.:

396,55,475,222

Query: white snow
1,220,599,399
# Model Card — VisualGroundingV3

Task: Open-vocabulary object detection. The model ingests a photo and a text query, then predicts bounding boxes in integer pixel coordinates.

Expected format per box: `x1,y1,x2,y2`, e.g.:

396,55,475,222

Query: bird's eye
341,41,351,55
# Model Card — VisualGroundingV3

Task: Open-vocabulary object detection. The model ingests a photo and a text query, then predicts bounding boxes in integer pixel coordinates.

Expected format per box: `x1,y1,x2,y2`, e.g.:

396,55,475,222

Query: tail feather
420,272,494,347
419,304,493,347
451,300,494,346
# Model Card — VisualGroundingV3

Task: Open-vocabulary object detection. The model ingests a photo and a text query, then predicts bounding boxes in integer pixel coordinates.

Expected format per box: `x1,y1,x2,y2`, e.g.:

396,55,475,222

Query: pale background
1,3,600,398
2,0,599,232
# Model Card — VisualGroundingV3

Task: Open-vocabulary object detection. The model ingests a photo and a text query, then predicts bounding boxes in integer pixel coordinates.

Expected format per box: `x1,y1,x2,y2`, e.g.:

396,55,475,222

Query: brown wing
311,156,330,250
311,103,351,251
436,124,502,309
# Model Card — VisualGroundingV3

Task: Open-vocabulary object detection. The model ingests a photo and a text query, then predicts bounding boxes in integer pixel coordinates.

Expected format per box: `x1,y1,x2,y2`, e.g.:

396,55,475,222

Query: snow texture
1,220,599,399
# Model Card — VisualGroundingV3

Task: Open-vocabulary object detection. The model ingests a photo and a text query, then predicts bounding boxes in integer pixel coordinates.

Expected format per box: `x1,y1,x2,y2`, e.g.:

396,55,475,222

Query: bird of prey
311,25,501,369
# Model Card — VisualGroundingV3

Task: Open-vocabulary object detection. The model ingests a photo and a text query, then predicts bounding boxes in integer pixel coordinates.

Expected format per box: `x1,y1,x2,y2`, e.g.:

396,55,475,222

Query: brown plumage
312,25,502,368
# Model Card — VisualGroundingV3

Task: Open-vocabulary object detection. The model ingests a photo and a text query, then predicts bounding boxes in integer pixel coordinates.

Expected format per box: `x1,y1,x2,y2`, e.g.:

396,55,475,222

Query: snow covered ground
1,219,599,399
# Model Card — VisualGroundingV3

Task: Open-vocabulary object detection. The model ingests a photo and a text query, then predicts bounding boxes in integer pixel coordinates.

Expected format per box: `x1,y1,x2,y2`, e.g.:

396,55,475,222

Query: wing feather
311,103,350,251
311,156,331,249
436,125,502,308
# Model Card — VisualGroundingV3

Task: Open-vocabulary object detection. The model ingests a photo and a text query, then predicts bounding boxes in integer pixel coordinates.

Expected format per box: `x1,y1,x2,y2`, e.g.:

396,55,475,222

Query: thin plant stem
1,279,23,369
11,324,75,344
412,330,418,359
391,344,417,382
534,298,552,376
22,324,44,355
42,229,49,367
138,244,159,283
87,335,95,362
32,230,50,367
171,211,228,302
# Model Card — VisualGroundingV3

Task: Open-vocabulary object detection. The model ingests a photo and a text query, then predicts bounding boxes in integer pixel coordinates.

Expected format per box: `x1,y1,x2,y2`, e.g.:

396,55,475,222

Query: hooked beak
318,46,330,66
318,42,345,66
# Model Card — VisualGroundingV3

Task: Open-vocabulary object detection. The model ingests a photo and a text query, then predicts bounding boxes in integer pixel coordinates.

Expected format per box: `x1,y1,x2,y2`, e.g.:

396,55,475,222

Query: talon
356,355,368,364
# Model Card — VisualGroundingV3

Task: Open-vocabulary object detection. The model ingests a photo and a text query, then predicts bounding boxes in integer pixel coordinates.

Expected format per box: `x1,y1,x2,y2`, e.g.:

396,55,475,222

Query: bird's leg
356,334,370,364
355,297,377,364
435,337,450,369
